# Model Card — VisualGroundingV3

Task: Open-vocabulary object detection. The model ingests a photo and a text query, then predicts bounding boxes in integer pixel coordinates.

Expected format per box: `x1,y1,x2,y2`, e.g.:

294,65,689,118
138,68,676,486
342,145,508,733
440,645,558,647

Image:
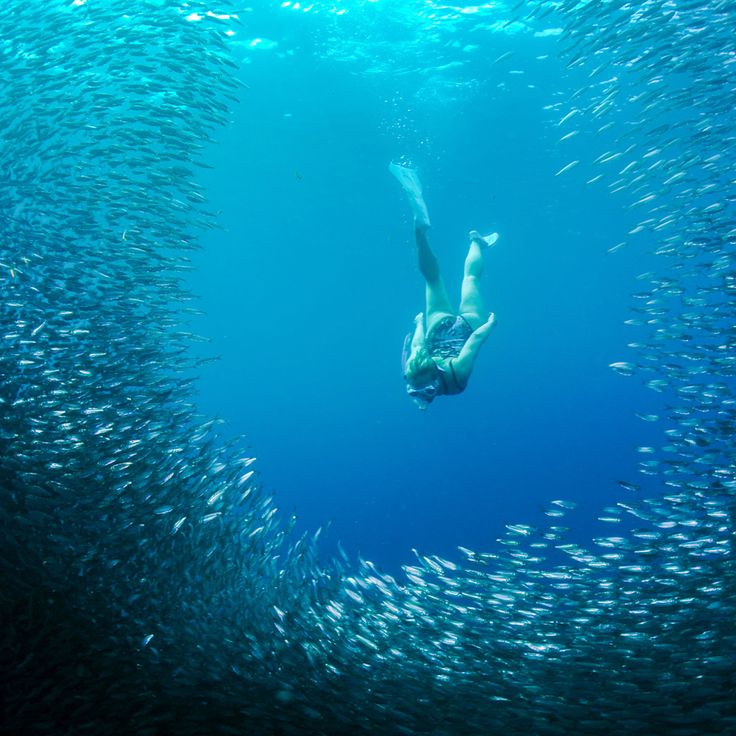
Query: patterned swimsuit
404,315,473,404
426,315,473,393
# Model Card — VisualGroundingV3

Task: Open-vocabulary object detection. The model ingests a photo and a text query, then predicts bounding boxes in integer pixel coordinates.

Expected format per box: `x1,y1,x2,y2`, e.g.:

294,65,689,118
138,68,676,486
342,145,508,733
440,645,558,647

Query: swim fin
469,230,499,248
389,162,431,228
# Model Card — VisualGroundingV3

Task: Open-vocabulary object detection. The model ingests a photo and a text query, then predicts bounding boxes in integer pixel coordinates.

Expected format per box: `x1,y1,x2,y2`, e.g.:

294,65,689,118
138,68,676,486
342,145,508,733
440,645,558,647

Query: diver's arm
409,312,425,354
452,313,496,386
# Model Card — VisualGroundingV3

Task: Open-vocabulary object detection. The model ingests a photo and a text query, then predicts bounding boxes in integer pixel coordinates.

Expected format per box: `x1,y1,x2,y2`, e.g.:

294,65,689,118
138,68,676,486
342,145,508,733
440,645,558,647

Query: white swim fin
469,230,499,248
389,162,431,228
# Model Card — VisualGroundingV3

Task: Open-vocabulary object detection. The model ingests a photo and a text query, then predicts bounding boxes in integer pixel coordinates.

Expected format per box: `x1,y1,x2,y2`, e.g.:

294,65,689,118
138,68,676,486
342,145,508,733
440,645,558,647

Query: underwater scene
2,0,735,733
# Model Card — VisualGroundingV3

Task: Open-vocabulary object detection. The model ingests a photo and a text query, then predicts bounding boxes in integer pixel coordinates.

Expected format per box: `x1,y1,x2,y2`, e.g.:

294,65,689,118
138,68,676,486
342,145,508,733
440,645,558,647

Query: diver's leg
459,234,486,328
416,224,452,329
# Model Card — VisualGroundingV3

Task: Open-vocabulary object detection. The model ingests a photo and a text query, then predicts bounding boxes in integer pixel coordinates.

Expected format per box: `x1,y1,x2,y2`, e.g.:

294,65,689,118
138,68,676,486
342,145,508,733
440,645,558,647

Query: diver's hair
405,345,436,384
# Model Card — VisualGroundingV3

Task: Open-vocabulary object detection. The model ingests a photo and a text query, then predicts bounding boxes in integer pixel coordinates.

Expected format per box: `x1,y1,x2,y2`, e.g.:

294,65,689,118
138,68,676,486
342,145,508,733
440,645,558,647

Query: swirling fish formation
1,1,734,734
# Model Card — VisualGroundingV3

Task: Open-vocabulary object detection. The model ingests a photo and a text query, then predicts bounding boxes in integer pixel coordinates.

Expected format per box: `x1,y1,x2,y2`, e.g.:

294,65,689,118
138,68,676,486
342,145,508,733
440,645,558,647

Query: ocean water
192,10,658,573
2,1,735,734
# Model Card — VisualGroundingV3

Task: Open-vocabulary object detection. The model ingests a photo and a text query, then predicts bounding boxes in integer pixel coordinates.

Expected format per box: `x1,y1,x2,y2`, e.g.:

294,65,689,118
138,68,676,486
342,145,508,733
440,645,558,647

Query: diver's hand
474,312,497,340
414,312,423,324
453,313,496,384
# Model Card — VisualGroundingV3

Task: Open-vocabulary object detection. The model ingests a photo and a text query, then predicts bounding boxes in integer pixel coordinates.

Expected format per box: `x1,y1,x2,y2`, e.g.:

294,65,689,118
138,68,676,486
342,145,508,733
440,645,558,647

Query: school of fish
1,0,734,733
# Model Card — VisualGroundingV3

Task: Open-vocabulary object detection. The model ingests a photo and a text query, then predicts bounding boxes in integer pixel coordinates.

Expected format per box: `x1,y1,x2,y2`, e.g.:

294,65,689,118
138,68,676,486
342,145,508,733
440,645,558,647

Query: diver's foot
469,230,499,248
412,201,431,230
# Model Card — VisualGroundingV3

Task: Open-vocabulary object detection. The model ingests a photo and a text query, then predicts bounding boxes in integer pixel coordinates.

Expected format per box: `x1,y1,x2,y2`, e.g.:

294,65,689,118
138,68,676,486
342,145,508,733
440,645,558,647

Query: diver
391,163,498,410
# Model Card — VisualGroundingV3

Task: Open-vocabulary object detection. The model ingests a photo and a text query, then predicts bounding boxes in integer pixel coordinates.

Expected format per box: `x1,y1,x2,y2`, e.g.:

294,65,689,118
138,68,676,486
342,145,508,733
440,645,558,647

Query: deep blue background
189,7,666,574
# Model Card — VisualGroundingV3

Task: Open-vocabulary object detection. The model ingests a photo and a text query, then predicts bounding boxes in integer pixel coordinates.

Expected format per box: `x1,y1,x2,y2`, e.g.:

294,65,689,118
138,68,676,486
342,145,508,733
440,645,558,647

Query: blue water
4,2,735,732
189,4,663,573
